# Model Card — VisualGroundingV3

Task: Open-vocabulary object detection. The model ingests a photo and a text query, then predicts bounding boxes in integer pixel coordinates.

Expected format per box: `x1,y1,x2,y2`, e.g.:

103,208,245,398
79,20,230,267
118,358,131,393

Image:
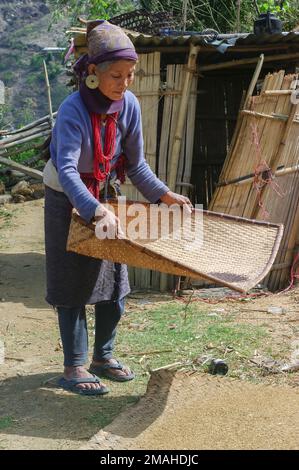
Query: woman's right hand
94,205,124,240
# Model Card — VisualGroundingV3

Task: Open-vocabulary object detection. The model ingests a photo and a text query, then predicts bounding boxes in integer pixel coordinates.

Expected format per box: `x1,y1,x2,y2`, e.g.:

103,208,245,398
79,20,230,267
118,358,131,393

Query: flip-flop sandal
89,361,135,382
58,374,109,396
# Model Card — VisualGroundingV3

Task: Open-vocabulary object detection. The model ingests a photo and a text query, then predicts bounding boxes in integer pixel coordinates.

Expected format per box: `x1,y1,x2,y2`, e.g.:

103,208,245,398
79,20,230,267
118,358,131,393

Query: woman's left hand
160,191,193,213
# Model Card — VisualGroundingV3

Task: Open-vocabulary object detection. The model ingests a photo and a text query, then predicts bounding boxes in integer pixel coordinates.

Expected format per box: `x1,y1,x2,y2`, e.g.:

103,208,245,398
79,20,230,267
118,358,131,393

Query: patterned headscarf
73,20,138,81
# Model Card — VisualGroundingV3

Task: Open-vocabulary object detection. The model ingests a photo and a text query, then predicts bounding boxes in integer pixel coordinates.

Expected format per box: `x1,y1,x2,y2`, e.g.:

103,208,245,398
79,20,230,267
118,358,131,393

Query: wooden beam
198,52,299,72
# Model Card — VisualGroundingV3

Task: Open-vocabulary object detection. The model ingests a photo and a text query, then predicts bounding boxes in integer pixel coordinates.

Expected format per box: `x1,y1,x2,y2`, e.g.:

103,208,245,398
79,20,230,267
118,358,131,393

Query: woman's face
89,60,136,101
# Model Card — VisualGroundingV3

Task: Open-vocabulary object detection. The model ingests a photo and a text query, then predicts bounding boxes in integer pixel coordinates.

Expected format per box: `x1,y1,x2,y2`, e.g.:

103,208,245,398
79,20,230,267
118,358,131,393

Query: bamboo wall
209,72,299,291
123,55,198,290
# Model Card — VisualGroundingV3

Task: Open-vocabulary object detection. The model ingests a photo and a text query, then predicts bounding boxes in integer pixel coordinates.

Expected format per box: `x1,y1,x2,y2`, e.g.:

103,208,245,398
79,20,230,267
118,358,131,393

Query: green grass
119,302,266,367
0,207,13,225
83,300,269,430
0,416,14,431
88,301,268,381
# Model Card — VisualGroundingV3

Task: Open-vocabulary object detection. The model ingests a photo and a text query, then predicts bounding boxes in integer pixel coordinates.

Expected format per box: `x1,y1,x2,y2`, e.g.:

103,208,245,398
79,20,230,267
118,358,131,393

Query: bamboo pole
209,55,265,211
0,156,43,180
241,109,289,121
217,164,299,187
0,130,51,150
43,60,54,129
264,90,293,95
198,52,299,72
167,45,200,191
0,123,51,146
1,112,57,136
0,141,45,158
251,100,298,219
244,54,264,108
160,48,200,292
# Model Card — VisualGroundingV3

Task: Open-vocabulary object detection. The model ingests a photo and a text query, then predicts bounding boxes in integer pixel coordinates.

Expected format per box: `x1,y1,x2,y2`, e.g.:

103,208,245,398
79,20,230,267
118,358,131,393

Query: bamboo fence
209,71,299,290
0,113,55,155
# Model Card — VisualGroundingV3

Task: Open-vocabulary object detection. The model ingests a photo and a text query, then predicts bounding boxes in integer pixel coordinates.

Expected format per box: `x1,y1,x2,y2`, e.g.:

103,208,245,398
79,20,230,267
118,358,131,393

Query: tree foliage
48,0,137,26
139,0,299,32
47,0,299,32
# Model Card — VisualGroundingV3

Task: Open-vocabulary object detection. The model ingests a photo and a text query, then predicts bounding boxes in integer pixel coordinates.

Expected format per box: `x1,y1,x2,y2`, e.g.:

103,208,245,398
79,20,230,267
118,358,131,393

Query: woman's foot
89,358,135,381
64,366,107,391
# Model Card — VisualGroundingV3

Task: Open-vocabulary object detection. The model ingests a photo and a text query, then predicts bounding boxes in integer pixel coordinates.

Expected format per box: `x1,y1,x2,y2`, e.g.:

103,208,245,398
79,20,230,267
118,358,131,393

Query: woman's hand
160,191,193,213
94,205,124,240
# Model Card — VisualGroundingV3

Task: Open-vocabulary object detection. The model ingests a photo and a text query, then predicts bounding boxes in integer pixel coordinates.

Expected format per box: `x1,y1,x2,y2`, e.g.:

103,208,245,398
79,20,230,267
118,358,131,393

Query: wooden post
43,60,54,129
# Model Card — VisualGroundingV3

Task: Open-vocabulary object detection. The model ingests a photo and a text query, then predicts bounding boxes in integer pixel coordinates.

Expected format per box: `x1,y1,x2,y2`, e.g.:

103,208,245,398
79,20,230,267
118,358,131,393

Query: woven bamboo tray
67,200,283,293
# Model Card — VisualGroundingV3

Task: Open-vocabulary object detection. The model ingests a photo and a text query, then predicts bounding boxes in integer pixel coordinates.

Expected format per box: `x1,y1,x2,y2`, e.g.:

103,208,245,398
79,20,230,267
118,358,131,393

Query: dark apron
44,186,130,308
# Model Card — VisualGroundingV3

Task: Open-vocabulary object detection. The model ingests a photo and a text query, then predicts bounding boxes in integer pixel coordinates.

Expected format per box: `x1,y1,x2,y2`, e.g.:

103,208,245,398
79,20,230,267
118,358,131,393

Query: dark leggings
57,298,125,367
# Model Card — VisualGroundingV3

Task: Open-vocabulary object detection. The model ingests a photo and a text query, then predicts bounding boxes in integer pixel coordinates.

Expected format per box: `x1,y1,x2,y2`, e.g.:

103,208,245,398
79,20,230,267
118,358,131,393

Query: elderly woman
43,20,191,395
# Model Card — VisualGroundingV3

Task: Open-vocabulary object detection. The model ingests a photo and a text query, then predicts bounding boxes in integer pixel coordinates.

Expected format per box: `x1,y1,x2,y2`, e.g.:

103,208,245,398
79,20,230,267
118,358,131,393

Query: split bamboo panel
177,72,198,196
158,64,198,192
209,72,299,291
121,52,161,289
157,64,198,289
122,52,160,202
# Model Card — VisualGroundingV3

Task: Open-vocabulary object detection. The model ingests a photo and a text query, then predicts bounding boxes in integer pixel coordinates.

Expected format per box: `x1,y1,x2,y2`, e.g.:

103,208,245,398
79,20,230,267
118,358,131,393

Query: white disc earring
85,74,99,89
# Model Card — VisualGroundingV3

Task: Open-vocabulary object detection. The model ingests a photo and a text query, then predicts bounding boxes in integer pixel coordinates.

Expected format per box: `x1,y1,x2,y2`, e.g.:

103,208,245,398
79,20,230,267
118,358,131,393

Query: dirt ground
0,199,299,450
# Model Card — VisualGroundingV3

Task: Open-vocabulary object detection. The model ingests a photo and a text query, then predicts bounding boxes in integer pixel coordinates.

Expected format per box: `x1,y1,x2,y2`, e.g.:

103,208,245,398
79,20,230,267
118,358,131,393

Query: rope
278,252,299,294
250,118,285,219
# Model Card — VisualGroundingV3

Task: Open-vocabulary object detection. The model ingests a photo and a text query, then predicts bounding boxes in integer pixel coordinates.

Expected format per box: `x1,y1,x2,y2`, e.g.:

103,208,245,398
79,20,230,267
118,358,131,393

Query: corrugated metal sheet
128,32,299,48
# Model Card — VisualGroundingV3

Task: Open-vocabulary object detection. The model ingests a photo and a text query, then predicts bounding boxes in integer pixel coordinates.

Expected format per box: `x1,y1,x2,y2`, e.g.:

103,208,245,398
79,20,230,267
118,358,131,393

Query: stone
12,194,26,203
0,194,12,205
11,180,33,199
31,182,45,199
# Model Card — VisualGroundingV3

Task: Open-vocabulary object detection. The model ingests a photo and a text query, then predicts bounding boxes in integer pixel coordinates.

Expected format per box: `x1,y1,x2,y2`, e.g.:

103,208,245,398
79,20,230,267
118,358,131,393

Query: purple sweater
50,90,169,222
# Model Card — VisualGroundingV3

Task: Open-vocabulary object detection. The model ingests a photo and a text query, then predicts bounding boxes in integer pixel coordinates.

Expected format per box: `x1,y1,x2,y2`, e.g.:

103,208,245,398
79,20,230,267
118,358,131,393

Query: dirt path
0,200,139,450
0,200,299,450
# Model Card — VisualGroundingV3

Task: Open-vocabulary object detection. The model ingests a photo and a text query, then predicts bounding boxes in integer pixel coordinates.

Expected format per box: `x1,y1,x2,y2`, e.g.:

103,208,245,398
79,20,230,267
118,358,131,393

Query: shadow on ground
0,371,174,442
0,253,47,309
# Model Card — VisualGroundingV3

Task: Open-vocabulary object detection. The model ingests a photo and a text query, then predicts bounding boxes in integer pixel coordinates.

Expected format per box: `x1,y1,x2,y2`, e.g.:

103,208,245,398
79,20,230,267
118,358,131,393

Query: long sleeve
53,101,99,222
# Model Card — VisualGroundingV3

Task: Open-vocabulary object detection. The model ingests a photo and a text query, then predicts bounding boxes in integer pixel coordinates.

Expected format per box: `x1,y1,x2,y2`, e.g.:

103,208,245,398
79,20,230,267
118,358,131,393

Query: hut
70,12,299,292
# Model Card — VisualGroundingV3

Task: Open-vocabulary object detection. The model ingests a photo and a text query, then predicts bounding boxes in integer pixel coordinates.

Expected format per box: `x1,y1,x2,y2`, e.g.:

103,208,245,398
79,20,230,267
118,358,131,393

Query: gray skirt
44,186,130,307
